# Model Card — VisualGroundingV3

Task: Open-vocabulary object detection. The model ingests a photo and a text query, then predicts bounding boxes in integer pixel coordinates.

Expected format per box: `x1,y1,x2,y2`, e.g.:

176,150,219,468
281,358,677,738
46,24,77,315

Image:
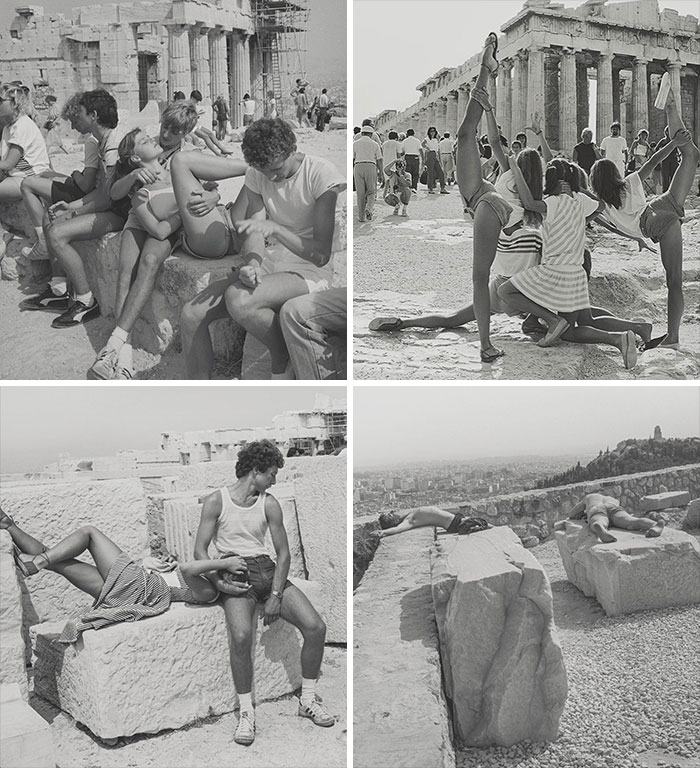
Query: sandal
12,546,48,577
641,334,679,352
480,347,505,363
369,317,403,332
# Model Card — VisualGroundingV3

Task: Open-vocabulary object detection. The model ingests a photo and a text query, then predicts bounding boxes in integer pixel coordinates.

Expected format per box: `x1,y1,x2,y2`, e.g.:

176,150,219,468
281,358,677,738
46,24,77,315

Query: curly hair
235,439,285,478
378,511,400,529
241,118,297,168
60,93,83,122
161,101,198,135
80,88,118,129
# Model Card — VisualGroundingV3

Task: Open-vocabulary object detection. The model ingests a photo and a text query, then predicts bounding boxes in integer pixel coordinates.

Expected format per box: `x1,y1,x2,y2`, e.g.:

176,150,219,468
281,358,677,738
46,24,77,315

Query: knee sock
238,692,253,714
300,677,317,706
107,326,129,352
49,276,68,296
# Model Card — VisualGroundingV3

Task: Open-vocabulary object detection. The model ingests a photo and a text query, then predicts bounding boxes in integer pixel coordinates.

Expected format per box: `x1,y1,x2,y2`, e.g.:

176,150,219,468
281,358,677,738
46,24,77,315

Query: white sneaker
298,695,336,727
654,72,671,110
21,241,49,260
234,710,255,745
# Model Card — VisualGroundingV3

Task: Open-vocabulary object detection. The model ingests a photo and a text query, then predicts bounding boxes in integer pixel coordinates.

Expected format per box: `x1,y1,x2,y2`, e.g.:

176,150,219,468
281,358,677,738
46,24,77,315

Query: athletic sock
300,677,317,707
107,326,129,352
117,342,133,370
49,277,68,296
238,692,253,714
76,291,94,306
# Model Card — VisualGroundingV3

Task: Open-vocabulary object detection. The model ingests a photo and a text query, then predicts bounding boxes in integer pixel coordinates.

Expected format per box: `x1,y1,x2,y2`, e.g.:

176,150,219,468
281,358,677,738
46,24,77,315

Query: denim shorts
224,553,291,603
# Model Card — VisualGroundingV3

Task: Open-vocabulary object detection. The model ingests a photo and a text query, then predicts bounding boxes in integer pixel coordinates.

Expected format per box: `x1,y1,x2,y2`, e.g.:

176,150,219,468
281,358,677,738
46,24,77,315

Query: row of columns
166,23,250,126
386,49,690,150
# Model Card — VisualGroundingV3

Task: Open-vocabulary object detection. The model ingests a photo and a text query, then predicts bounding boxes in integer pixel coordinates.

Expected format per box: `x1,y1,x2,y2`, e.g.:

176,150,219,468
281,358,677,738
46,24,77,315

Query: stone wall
0,533,28,700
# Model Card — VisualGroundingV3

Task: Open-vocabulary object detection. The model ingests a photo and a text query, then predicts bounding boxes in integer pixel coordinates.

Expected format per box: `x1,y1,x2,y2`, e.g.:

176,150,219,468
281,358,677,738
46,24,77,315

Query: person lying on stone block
193,439,336,746
0,507,249,644
374,506,491,538
554,491,665,544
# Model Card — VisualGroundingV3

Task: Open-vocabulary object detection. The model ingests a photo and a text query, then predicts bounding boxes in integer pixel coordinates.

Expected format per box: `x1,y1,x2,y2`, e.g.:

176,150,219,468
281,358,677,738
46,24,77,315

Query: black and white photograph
0,0,347,380
353,385,700,768
353,0,700,380
0,386,347,766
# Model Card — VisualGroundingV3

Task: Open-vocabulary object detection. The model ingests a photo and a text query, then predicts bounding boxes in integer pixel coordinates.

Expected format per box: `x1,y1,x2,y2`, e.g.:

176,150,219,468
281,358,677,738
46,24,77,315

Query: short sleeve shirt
401,136,422,156
382,139,400,166
97,127,122,186
83,135,100,170
245,154,345,239
600,135,627,171
423,137,440,152
439,138,454,154
353,136,382,164
0,114,50,177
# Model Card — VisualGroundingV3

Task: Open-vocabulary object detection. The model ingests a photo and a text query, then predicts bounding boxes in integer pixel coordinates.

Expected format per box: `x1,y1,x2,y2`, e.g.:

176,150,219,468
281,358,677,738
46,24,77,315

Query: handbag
419,168,428,186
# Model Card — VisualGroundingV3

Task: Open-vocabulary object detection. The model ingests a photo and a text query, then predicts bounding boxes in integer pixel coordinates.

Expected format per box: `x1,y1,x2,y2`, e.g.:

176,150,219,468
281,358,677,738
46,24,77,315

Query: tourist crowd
0,84,346,380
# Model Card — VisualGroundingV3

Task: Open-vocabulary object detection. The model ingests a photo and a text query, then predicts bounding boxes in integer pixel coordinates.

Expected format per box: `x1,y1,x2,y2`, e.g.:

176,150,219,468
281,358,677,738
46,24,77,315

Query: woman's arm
179,554,249,602
637,135,680,182
484,109,508,173
508,154,547,214
526,112,552,164
236,187,341,268
0,145,22,173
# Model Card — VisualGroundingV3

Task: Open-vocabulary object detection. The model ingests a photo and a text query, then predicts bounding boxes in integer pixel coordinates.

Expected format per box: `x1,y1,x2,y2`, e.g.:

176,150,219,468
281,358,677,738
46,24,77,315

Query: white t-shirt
599,171,646,239
439,138,454,155
401,135,421,156
0,114,50,177
243,99,256,116
319,93,330,108
600,135,627,174
382,139,400,166
423,137,440,152
83,135,100,170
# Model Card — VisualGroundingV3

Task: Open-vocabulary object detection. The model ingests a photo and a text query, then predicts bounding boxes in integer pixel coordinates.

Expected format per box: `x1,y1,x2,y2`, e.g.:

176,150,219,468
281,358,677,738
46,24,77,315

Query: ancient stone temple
0,1,307,126
374,0,700,150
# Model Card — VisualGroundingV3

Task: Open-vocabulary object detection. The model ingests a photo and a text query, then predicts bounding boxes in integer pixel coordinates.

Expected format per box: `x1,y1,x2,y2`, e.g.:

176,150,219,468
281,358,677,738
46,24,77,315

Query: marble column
576,61,590,138
496,59,512,143
190,26,210,100
230,32,250,128
668,60,682,106
632,57,649,137
445,91,458,136
511,52,527,136
209,29,228,103
436,97,447,134
426,102,437,133
167,24,192,98
418,107,429,137
559,48,577,154
596,52,614,144
526,45,545,127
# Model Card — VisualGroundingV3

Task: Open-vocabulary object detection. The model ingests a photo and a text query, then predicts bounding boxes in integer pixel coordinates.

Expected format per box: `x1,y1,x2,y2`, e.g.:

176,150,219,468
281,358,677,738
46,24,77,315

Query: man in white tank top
193,440,336,746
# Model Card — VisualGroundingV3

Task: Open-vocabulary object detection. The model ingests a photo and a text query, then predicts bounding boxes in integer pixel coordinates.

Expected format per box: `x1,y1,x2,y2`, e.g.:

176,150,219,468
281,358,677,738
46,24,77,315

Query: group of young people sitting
0,85,346,380
369,35,698,369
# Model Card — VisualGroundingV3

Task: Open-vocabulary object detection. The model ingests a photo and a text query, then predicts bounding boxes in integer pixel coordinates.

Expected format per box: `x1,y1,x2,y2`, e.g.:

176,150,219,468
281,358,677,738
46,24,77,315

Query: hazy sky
1,386,345,474
0,0,345,82
354,0,700,120
354,386,700,468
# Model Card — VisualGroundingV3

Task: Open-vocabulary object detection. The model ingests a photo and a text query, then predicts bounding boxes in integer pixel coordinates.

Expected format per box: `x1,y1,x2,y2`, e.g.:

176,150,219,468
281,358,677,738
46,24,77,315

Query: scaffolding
252,0,310,118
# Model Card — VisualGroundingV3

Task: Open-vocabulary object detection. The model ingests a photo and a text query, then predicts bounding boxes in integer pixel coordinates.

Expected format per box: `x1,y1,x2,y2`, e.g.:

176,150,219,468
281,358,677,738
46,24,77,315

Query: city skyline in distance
354,386,700,470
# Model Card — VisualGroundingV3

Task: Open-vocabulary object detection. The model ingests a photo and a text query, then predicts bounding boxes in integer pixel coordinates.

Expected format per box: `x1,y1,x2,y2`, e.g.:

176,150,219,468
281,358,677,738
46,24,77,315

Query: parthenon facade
374,0,700,150
0,1,290,127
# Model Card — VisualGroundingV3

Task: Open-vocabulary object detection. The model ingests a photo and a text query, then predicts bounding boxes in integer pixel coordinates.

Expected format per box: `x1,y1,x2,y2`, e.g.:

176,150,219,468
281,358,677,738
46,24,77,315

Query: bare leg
658,220,684,345
20,176,54,228
588,306,652,342
279,585,326,679
665,91,700,206
498,280,563,330
561,324,638,368
115,227,147,318
117,238,174,332
224,272,309,374
613,513,665,537
180,278,233,379
472,204,503,354
221,595,258,694
590,518,617,543
38,525,123,581
399,305,476,329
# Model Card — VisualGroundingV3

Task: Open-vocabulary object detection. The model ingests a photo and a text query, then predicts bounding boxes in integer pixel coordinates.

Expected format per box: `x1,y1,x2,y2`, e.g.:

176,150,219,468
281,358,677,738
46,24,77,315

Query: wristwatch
271,589,284,600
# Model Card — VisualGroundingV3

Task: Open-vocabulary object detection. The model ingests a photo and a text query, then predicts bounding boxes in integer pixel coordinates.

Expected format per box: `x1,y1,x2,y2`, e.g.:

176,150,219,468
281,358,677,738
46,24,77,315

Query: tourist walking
439,132,455,184
422,126,448,194
401,128,422,190
213,95,229,141
242,93,256,127
353,124,382,222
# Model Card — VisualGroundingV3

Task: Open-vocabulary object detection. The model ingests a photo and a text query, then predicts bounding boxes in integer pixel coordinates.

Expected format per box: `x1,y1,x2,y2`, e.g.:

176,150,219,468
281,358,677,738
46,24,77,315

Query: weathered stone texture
684,498,700,530
0,533,28,700
0,683,55,768
0,479,149,629
31,581,321,739
281,456,346,643
555,521,700,616
431,526,567,747
354,528,455,768
639,490,691,512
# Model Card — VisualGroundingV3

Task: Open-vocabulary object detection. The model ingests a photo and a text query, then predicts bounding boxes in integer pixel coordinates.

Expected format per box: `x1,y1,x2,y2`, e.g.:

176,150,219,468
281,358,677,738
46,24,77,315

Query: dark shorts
51,177,85,204
228,554,292,603
446,512,491,535
110,194,133,222
639,190,684,243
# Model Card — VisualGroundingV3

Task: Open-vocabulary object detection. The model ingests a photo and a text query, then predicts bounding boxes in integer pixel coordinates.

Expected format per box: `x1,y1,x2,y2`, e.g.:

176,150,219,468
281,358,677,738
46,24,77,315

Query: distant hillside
533,433,700,489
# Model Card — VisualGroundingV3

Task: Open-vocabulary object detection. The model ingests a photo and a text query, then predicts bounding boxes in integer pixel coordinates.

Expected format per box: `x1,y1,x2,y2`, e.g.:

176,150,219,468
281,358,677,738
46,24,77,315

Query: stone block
0,684,55,768
354,528,455,768
683,498,700,530
0,478,149,630
555,521,700,616
31,580,322,739
0,201,34,240
0,533,28,699
431,526,567,747
283,456,346,643
639,491,691,512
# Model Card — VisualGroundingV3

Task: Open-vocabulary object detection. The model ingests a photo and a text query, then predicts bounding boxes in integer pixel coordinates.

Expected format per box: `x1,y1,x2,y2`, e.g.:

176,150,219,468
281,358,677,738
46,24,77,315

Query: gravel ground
456,535,700,768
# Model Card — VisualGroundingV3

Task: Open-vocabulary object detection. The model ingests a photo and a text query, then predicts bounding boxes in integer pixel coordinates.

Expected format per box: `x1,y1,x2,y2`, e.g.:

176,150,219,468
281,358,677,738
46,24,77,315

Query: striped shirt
491,225,543,277
0,114,50,177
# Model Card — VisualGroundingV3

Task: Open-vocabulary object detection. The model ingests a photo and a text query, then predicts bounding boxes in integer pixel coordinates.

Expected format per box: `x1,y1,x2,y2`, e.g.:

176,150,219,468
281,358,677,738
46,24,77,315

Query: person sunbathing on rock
0,507,250,643
554,492,665,543
374,506,491,538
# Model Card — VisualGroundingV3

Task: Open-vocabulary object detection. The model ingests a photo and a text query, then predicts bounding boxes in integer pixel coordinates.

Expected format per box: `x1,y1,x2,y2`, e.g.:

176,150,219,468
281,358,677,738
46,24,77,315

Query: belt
355,161,377,164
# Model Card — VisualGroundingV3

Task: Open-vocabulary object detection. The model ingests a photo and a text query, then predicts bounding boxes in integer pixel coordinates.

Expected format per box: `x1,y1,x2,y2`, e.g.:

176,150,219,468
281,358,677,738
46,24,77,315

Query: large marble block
555,521,700,616
639,491,691,512
431,526,568,748
0,533,28,698
31,581,322,739
0,684,55,768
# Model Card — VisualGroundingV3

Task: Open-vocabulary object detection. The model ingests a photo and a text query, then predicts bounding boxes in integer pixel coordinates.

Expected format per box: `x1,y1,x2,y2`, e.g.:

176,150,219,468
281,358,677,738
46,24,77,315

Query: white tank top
212,486,270,557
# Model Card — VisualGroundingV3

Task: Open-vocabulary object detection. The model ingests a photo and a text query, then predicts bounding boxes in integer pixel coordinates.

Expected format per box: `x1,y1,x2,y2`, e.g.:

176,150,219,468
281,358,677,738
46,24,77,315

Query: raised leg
657,220,684,344
472,203,503,355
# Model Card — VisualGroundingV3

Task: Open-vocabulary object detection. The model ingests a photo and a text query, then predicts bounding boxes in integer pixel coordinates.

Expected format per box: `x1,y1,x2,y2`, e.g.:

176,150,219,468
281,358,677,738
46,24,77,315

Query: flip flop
537,317,569,348
480,347,505,363
369,317,403,332
621,330,638,369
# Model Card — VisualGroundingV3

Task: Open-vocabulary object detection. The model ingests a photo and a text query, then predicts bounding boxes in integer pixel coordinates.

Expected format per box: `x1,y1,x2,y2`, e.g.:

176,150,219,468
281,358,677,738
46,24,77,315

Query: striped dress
58,553,206,643
508,193,594,313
